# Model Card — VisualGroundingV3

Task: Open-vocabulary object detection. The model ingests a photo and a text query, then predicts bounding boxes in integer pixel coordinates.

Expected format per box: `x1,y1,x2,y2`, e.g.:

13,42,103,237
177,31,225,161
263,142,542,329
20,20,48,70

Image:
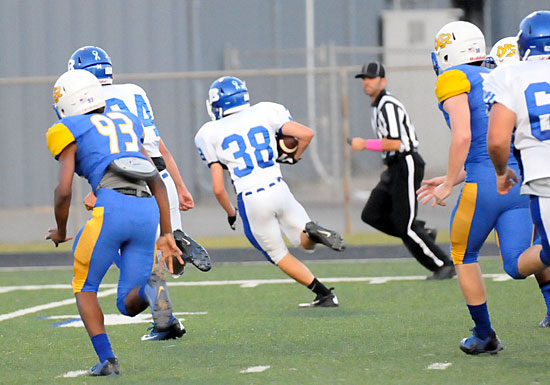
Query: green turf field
1,256,548,385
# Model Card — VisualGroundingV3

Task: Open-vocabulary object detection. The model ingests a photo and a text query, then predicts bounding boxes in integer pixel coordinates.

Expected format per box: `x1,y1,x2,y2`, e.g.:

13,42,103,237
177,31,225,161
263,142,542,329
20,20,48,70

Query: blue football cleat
459,328,503,355
144,273,173,331
89,357,119,376
540,315,550,328
173,230,212,273
141,316,186,341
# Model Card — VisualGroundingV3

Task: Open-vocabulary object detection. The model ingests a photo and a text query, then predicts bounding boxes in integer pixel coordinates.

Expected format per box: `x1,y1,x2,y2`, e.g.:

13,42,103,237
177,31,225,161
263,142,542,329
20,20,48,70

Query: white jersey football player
485,11,550,304
195,76,345,307
68,46,210,340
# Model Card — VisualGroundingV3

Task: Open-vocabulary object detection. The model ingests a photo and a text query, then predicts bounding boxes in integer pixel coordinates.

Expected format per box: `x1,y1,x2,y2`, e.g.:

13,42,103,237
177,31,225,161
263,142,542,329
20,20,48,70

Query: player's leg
238,183,337,307
451,183,502,354
273,182,339,306
525,195,550,326
72,196,121,376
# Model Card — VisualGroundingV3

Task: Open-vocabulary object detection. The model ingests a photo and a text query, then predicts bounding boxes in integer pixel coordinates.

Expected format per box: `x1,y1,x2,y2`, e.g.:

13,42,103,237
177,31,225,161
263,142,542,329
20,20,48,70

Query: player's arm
46,142,76,246
280,121,314,161
487,102,518,194
210,162,236,216
430,93,471,206
159,138,194,211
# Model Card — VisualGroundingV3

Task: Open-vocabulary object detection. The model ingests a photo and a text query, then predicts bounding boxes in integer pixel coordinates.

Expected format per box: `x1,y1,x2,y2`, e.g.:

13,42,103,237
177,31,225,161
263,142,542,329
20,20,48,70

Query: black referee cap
355,61,385,79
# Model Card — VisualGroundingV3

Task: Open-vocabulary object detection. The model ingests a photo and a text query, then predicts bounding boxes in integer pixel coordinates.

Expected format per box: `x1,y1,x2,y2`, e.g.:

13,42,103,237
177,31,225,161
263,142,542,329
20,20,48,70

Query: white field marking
427,362,452,370
240,365,270,373
0,288,116,322
58,370,88,378
40,312,207,328
0,274,518,323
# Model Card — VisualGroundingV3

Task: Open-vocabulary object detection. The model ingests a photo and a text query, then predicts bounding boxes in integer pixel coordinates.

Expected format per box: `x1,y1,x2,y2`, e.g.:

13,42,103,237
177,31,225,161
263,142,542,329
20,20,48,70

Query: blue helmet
68,46,113,85
518,10,550,60
206,76,250,120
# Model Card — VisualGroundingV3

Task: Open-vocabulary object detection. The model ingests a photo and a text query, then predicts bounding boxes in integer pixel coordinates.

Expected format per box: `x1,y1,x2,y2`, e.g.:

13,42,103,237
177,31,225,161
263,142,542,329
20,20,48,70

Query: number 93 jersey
45,110,146,192
195,102,292,193
484,60,550,184
102,83,161,158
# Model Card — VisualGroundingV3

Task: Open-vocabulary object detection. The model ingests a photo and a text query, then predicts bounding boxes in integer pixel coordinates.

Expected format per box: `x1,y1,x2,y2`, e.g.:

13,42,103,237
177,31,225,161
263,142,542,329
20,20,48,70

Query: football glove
228,207,238,230
276,153,299,165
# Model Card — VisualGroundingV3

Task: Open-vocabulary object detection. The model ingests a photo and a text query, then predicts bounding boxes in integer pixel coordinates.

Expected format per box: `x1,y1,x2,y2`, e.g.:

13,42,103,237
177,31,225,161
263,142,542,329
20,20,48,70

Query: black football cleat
89,357,119,376
174,230,212,272
305,222,346,251
141,316,186,341
426,265,456,280
459,328,503,355
299,288,339,308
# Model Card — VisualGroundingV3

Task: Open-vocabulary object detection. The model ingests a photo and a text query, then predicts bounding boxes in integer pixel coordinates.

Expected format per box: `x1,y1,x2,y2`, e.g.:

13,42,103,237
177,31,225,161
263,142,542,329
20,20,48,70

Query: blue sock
540,282,550,316
467,302,492,339
91,333,115,362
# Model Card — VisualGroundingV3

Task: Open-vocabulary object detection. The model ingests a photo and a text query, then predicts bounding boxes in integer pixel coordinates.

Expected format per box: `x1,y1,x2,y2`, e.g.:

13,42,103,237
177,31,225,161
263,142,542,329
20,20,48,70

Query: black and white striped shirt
370,89,419,162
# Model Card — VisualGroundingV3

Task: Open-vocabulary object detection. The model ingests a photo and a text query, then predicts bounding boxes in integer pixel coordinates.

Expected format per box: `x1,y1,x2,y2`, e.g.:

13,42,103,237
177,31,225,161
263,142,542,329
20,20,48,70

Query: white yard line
0,274,514,323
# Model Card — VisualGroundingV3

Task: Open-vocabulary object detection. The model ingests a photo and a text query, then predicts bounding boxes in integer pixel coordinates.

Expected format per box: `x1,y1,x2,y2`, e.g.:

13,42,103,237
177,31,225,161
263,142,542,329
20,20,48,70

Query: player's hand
276,153,299,164
417,176,445,204
45,228,73,247
83,192,97,211
496,167,518,195
157,233,183,274
178,189,195,211
228,207,238,230
350,137,367,151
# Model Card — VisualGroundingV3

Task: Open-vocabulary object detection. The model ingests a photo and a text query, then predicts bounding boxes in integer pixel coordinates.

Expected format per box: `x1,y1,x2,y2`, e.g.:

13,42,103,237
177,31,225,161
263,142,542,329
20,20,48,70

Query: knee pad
502,258,525,280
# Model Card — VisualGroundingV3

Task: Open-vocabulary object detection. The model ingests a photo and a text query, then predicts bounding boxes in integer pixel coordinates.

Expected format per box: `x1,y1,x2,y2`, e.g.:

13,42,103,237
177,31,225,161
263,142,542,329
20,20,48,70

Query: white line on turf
0,274,516,322
240,365,270,373
58,370,88,378
427,362,452,370
40,312,207,328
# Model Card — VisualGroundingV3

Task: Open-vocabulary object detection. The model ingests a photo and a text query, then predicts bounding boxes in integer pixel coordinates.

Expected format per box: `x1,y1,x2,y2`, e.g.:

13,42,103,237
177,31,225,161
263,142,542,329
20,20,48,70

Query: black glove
228,207,238,230
276,153,299,165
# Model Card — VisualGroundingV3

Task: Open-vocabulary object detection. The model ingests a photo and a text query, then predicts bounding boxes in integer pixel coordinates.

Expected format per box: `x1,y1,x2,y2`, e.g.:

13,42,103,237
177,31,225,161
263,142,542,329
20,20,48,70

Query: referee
350,62,455,280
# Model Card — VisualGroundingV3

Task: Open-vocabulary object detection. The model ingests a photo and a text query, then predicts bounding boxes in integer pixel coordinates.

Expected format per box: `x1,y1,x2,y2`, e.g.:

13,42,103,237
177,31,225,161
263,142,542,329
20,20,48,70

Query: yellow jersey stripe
46,123,75,158
72,207,104,293
435,69,471,103
451,183,477,265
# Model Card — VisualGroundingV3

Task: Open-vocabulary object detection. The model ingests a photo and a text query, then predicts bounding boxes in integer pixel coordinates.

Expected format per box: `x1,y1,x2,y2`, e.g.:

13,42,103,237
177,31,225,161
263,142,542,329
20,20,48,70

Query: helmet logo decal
53,87,63,103
435,33,452,50
497,44,516,58
92,50,101,61
68,59,75,71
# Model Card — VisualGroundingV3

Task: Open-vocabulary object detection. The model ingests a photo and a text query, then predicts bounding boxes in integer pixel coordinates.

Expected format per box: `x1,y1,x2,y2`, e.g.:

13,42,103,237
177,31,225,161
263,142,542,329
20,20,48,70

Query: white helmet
53,69,106,118
485,36,519,68
432,21,486,74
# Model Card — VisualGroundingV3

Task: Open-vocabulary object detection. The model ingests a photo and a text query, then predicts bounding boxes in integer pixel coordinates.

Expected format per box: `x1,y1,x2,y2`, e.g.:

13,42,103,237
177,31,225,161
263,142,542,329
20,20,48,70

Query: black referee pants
361,152,452,272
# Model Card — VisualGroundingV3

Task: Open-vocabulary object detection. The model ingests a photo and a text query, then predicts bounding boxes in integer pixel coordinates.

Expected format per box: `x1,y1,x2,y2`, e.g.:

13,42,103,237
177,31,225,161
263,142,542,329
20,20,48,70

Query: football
276,134,298,156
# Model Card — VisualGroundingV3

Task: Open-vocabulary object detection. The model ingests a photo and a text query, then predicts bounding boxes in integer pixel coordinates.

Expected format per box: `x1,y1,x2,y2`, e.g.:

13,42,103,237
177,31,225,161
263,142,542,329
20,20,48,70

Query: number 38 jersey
45,110,146,192
102,84,161,158
195,102,291,193
484,60,550,184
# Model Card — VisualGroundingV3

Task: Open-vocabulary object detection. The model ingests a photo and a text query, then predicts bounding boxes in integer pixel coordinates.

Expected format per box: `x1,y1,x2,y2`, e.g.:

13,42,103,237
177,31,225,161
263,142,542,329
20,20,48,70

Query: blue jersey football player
418,20,550,355
45,70,183,376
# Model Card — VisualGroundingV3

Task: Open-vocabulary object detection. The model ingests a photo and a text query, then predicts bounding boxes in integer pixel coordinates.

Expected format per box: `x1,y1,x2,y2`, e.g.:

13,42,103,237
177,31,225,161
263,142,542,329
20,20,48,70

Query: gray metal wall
0,0,544,208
